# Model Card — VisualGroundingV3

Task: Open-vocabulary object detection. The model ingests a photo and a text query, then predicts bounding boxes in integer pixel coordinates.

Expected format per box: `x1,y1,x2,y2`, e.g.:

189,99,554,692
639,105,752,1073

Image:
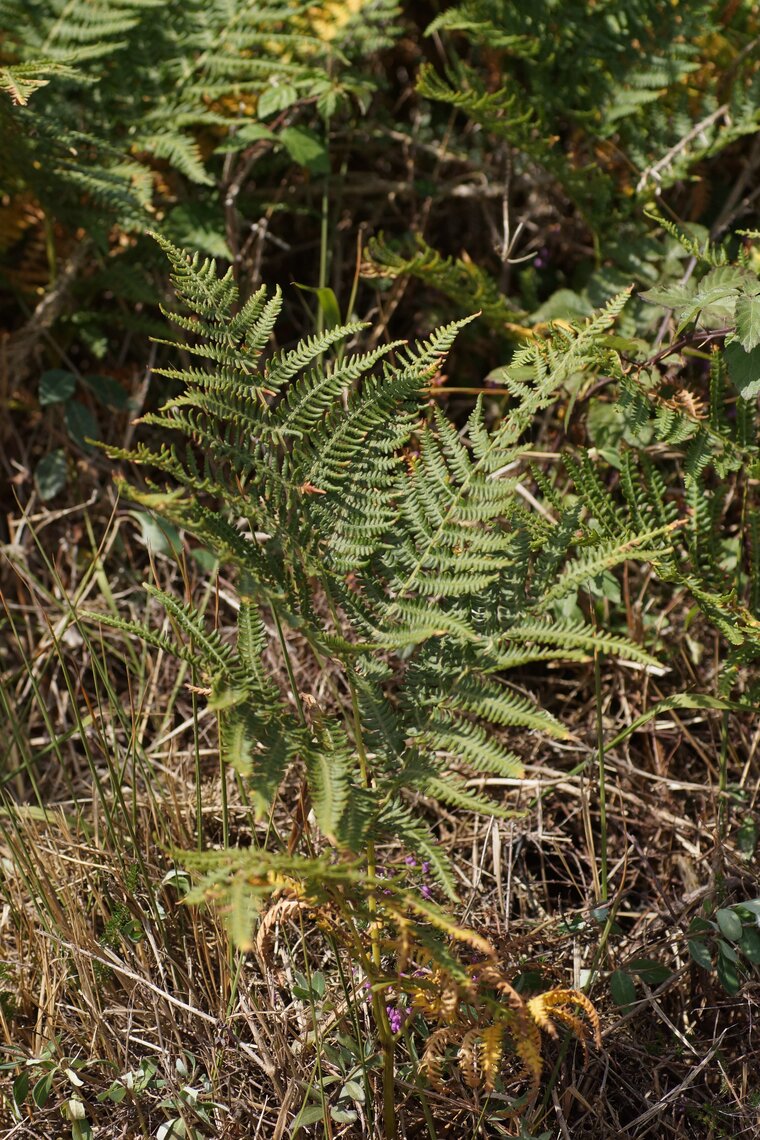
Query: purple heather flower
421,862,430,875
421,884,432,900
405,855,417,867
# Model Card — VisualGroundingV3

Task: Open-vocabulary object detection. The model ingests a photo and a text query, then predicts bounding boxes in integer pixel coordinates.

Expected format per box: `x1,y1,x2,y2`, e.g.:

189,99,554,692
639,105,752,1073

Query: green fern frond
305,723,355,845
538,524,678,607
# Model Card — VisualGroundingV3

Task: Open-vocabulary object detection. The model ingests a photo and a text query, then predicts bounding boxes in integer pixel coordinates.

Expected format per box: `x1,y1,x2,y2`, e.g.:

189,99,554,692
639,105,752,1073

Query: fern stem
719,708,729,840
317,112,331,339
325,583,396,1138
191,673,203,852
594,644,608,903
272,608,307,727
218,713,229,850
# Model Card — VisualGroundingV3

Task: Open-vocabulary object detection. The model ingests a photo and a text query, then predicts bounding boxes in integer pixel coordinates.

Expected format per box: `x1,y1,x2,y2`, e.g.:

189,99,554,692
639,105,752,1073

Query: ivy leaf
735,292,760,352
39,368,76,406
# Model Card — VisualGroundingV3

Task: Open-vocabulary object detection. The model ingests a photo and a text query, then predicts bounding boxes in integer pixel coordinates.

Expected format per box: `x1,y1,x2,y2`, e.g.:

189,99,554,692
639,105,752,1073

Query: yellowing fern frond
527,988,602,1050
480,1023,505,1092
309,0,364,42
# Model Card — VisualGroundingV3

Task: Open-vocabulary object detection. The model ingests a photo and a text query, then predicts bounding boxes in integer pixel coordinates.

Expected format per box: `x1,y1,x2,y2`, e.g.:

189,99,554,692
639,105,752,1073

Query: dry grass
1,486,758,1140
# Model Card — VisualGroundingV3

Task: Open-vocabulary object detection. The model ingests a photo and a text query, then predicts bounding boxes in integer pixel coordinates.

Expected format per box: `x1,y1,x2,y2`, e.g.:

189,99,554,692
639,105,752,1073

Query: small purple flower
421,883,432,900
386,1005,412,1034
421,862,430,876
387,1006,403,1033
405,855,417,867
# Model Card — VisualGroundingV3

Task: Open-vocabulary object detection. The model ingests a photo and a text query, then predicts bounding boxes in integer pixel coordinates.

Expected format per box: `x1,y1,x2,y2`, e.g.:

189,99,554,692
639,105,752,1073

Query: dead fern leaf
458,1027,482,1089
509,1012,543,1097
476,963,526,1014
255,896,309,962
421,1027,458,1091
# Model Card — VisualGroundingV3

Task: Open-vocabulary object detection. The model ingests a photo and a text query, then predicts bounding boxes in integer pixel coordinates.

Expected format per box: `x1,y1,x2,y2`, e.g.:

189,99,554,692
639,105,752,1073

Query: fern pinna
82,237,672,892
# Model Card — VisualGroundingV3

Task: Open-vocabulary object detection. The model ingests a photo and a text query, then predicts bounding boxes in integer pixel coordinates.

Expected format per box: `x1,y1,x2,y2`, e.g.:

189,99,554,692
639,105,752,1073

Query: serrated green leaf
280,126,329,174
735,292,760,352
215,122,276,154
725,341,760,399
639,282,696,309
258,83,297,118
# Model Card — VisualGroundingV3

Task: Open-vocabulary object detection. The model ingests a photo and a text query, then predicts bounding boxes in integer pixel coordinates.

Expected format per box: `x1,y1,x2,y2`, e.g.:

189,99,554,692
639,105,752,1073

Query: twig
623,1033,727,1129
